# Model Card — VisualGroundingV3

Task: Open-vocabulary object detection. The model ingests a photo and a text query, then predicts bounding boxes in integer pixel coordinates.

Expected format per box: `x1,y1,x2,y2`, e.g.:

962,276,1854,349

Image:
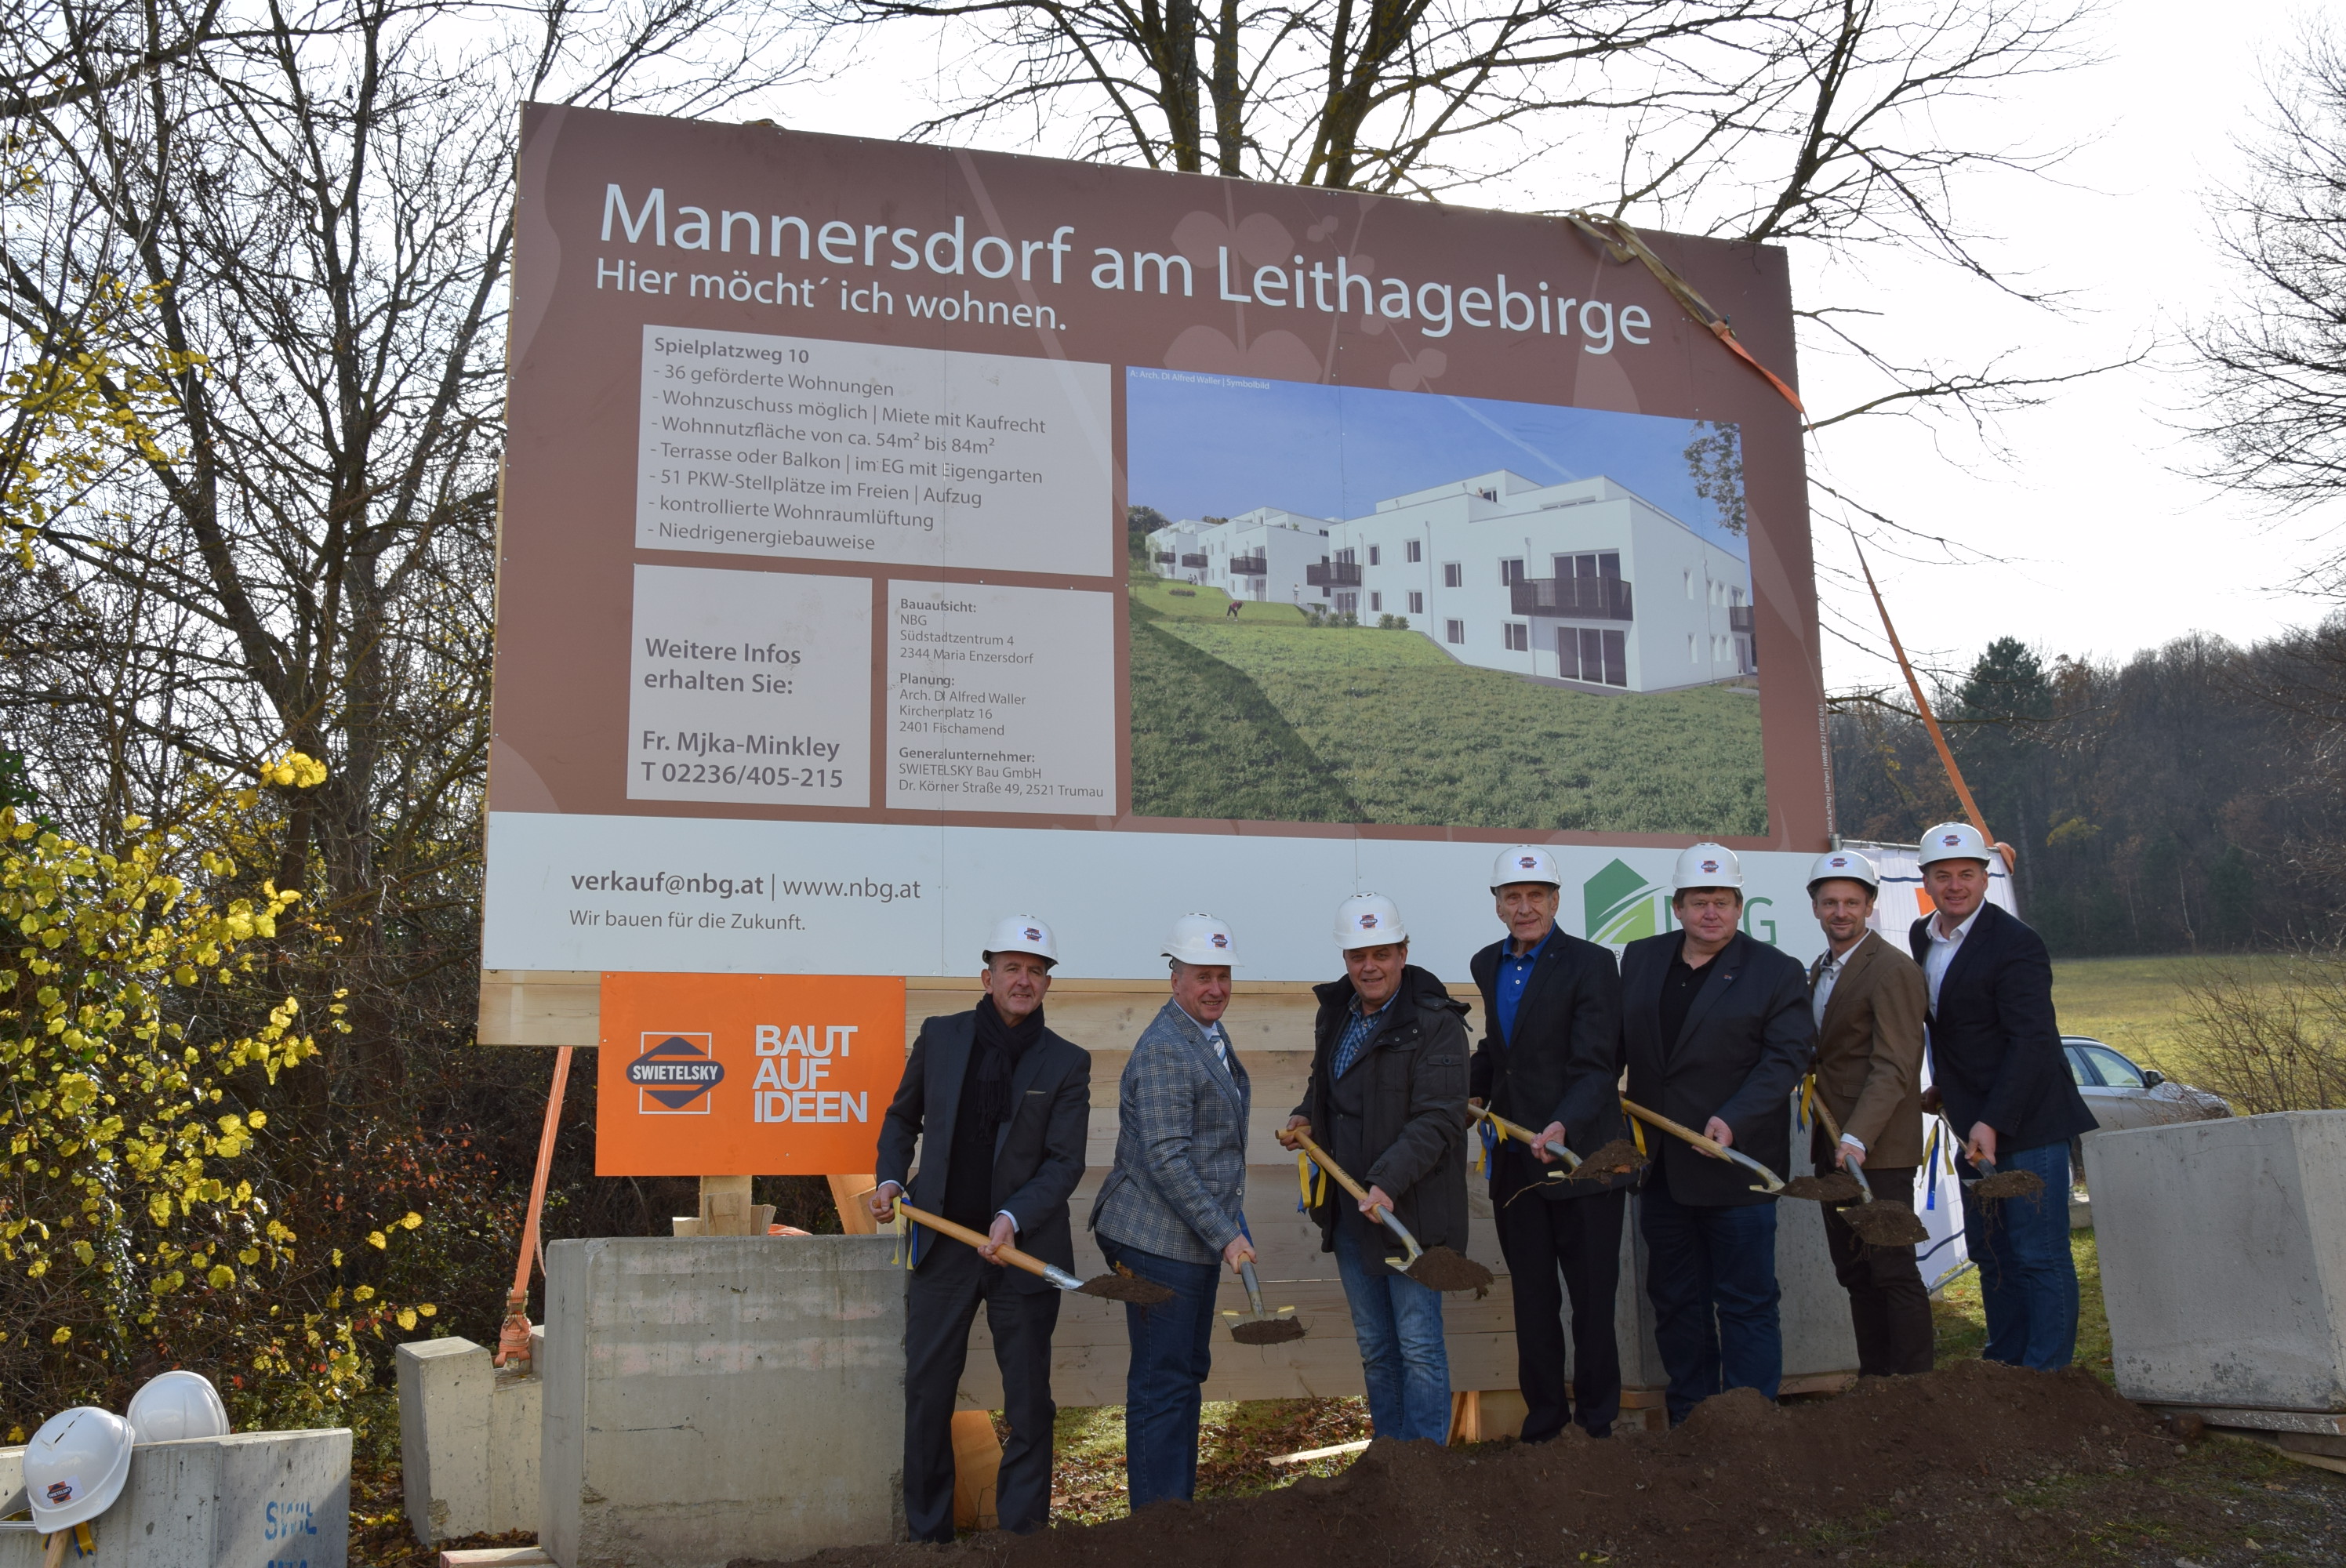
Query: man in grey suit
1089,913,1255,1509
871,916,1091,1541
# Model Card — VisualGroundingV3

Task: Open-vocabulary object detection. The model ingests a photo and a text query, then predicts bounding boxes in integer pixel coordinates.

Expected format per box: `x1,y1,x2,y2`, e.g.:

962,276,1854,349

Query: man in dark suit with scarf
872,916,1091,1541
1469,844,1634,1440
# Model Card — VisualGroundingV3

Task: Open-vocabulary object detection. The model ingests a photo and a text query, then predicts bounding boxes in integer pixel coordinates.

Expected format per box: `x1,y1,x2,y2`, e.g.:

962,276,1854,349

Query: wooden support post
829,1174,881,1236
674,1175,772,1236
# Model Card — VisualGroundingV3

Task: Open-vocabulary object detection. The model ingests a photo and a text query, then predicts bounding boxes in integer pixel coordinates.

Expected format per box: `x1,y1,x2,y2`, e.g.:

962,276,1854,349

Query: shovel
1619,1098,1789,1196
1804,1094,1930,1246
886,1197,1175,1305
1226,1258,1307,1345
1935,1116,2045,1200
1469,1103,1582,1174
1289,1130,1493,1293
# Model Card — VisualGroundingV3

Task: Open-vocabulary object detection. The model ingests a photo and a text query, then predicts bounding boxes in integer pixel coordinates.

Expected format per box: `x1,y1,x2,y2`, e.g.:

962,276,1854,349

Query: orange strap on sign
1564,211,1806,417
496,1043,573,1369
1850,536,2007,866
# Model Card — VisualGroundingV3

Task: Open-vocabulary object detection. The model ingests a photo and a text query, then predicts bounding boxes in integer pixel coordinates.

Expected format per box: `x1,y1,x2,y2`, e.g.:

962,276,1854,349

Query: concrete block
2088,1109,2346,1413
0,1428,349,1568
398,1333,543,1545
541,1235,906,1568
489,1348,543,1536
400,1337,494,1543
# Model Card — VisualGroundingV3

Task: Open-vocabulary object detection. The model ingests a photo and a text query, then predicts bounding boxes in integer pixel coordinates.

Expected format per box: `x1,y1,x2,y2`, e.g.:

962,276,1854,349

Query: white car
2065,1035,2228,1132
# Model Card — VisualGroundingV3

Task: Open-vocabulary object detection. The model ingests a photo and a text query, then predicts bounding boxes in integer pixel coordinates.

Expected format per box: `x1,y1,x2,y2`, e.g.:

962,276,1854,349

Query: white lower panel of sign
626,563,870,806
482,811,1908,981
885,580,1114,813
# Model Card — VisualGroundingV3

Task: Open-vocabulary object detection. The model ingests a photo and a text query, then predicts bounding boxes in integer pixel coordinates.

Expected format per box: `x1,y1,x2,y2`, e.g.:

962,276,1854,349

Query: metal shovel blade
1229,1258,1306,1345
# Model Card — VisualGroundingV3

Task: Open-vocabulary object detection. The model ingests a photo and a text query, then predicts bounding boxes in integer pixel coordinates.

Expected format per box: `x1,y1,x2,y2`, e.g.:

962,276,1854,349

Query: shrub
0,771,430,1432
2174,943,2346,1115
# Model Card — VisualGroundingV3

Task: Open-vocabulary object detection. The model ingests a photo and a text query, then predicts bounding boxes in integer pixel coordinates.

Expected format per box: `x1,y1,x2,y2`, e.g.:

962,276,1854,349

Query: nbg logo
629,1033,724,1113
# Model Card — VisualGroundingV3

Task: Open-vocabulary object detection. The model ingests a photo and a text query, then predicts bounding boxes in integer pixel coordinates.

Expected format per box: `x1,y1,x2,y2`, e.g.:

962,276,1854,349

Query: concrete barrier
398,1331,543,1544
2087,1109,2346,1414
0,1428,350,1568
539,1235,906,1568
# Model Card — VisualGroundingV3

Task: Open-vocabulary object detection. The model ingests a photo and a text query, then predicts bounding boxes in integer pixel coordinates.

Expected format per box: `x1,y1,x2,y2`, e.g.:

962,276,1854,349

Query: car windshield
2079,1044,2146,1089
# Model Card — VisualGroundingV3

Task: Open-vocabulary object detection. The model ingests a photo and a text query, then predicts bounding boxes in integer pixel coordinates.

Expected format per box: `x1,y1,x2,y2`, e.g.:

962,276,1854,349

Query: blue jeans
1639,1165,1782,1425
1097,1237,1221,1509
1332,1224,1451,1442
1960,1139,2077,1371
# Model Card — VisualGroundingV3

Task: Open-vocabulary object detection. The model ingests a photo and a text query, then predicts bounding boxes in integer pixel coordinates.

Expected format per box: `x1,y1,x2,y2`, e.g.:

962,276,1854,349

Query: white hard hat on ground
982,915,1059,967
24,1406,133,1531
126,1370,231,1445
1672,843,1744,895
1163,913,1239,967
1491,846,1562,889
1806,849,1880,894
1335,893,1409,949
1917,822,1994,868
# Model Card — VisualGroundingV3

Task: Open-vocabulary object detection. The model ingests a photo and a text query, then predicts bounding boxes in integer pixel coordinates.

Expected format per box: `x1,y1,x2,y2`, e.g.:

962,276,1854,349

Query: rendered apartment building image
1146,471,1755,695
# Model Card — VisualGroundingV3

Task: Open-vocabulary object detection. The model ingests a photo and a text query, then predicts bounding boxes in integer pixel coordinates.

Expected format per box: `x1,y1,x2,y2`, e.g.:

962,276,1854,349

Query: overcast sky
772,0,2330,691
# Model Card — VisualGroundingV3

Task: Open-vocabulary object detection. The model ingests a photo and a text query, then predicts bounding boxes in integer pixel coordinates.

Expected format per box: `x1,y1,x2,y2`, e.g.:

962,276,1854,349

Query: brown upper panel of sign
496,103,1824,849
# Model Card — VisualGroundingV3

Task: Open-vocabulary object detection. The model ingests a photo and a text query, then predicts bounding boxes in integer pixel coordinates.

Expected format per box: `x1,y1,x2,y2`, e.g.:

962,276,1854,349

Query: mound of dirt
1080,1270,1175,1305
1400,1246,1491,1294
1229,1316,1308,1346
765,1362,2189,1568
1839,1200,1930,1247
1780,1172,1864,1203
1563,1138,1647,1181
1972,1168,2046,1200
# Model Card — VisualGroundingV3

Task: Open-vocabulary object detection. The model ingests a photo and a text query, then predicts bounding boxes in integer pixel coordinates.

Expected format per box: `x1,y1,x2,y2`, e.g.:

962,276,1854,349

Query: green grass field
2050,954,2291,1086
1128,579,1768,833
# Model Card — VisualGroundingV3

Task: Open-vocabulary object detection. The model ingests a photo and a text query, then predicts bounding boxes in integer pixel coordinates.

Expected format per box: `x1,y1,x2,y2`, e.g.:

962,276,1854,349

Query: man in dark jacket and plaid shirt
1279,892,1471,1443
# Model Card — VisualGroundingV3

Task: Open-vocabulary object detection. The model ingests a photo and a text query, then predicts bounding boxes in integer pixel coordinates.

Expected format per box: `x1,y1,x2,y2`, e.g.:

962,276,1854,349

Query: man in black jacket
1622,844,1813,1425
871,916,1091,1541
1469,845,1632,1440
1909,822,2096,1371
1279,893,1470,1443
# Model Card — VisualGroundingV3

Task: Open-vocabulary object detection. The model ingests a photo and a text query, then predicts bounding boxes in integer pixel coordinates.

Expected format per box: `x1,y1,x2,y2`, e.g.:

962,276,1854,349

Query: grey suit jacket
1088,999,1251,1265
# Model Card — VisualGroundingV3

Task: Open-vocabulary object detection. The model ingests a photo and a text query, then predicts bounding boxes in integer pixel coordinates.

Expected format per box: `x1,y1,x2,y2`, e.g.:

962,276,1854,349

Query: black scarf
971,994,1045,1131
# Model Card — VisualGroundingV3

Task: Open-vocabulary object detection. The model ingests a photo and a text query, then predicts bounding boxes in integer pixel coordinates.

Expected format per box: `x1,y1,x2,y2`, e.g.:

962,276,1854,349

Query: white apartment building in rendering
1146,507,1332,604
1147,470,1753,694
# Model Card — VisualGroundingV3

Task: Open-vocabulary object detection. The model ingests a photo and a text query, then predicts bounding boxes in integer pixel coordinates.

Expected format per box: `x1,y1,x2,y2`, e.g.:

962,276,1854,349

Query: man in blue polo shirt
1469,847,1634,1440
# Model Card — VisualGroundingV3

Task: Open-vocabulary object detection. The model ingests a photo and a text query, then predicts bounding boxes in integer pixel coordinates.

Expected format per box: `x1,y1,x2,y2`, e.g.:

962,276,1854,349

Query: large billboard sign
486,105,1830,983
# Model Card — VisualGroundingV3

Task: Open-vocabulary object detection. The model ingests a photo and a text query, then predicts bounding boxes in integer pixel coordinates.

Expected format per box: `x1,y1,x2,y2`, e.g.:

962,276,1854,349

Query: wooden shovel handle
893,1200,1055,1284
1620,1097,1727,1156
1803,1083,1876,1202
1469,1104,1580,1168
1290,1131,1379,1210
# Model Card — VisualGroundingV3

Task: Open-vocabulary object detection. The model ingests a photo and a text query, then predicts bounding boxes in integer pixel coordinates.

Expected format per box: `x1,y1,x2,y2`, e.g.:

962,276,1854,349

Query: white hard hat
1672,842,1743,895
1806,849,1879,894
1917,821,1993,868
126,1370,231,1445
24,1406,133,1531
1335,893,1408,949
981,915,1059,967
1491,845,1562,889
1163,913,1239,967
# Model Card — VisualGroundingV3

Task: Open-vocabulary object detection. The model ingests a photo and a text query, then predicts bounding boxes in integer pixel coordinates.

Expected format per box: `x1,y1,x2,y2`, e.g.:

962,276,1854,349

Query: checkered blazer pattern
1088,999,1252,1265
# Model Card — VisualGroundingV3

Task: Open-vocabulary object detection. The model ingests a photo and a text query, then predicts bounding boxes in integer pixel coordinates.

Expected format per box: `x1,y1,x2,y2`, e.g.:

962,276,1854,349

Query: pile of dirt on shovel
760,1362,2190,1568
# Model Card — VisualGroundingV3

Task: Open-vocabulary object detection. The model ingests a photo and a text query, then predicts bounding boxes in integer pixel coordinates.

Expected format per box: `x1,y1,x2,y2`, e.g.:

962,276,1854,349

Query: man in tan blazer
1805,850,1934,1376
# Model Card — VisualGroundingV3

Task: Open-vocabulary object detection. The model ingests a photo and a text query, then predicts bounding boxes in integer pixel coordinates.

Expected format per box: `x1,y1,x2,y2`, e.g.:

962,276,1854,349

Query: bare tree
0,0,825,1099
2188,19,2346,565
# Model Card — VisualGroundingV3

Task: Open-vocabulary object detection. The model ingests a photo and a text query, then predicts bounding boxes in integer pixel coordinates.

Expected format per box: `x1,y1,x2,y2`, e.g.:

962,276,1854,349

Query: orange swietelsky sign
596,971,904,1175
